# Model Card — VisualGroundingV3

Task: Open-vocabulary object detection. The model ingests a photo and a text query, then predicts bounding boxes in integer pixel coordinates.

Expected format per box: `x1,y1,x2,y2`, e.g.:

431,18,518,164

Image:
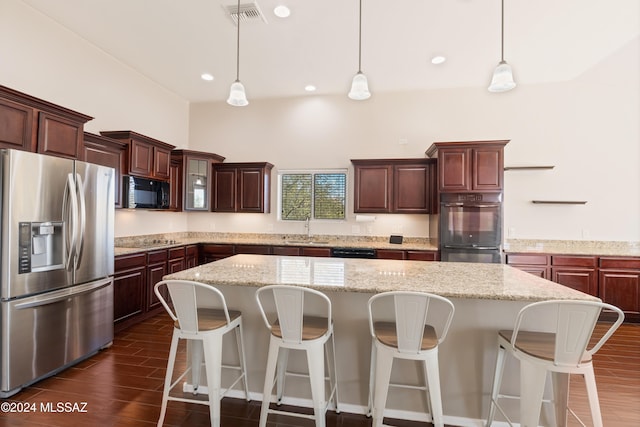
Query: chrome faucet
305,215,311,239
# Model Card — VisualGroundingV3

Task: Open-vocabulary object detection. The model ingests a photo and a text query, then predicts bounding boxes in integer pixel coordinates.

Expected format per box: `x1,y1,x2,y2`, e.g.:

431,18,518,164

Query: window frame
277,169,349,222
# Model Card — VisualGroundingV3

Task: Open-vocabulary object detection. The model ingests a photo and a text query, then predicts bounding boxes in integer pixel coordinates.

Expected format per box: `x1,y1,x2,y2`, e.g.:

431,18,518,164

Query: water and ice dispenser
18,222,64,273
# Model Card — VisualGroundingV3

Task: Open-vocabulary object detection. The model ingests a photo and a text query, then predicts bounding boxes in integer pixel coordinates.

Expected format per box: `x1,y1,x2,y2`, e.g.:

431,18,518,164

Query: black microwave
122,176,170,209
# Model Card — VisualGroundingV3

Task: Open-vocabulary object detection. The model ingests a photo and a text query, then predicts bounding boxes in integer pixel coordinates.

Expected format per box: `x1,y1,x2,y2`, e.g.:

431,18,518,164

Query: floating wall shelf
531,200,587,205
504,166,555,171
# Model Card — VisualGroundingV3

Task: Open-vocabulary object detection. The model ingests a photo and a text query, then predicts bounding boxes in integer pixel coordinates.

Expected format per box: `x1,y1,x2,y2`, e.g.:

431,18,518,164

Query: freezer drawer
0,278,113,397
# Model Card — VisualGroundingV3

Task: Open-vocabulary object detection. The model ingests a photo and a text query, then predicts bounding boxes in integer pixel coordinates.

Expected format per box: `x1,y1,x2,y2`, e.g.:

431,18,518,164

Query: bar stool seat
486,299,624,427
367,291,455,427
154,280,250,427
256,285,340,427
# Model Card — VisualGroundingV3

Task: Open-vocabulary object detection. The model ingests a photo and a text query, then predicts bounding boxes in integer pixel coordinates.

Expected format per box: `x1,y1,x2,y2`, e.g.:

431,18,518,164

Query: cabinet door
394,164,430,213
168,258,185,274
238,168,266,212
84,134,127,209
377,249,406,260
147,262,167,311
185,245,199,268
439,148,470,192
552,267,597,296
185,157,210,210
153,146,171,180
599,270,640,317
114,253,147,325
354,165,392,213
169,159,182,211
472,146,503,191
0,97,34,151
406,250,439,261
37,112,83,160
272,246,301,256
213,168,237,212
235,244,271,255
200,244,234,263
129,139,153,177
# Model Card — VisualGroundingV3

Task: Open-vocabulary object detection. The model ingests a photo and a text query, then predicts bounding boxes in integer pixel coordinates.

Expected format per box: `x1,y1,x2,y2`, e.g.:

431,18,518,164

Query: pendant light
227,0,249,106
348,0,371,100
488,0,516,93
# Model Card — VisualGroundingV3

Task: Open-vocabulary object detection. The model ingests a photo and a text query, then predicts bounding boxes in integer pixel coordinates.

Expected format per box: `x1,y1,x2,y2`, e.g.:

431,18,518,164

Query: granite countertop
163,254,598,302
114,233,439,256
504,239,640,257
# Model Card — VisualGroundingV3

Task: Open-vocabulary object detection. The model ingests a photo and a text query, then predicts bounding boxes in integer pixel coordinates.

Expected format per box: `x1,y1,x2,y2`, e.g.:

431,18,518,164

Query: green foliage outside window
280,172,346,220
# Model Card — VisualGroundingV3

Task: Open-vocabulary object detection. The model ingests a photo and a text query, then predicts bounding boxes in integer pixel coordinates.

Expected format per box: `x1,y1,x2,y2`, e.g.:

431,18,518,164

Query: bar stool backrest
511,300,624,367
256,285,332,344
368,291,455,354
155,280,232,334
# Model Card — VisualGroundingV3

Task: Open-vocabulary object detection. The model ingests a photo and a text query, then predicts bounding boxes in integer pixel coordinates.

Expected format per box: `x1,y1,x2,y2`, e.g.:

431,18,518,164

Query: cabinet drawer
115,252,147,270
600,257,640,270
201,244,235,255
235,245,271,255
406,251,438,261
168,246,185,260
505,254,549,265
552,255,597,268
147,249,168,263
272,246,301,256
377,249,406,260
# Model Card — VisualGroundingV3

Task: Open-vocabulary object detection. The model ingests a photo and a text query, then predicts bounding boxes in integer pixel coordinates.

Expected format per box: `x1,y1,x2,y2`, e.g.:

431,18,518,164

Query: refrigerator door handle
75,173,86,268
13,278,113,310
63,173,79,271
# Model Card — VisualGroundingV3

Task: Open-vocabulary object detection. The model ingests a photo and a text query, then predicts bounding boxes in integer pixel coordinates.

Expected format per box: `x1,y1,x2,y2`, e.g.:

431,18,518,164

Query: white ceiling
21,0,640,103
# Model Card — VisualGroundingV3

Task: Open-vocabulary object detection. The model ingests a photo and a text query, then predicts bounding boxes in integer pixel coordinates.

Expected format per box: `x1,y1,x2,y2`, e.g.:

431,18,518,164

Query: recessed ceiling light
274,5,290,18
431,56,446,65
201,73,214,81
304,85,316,92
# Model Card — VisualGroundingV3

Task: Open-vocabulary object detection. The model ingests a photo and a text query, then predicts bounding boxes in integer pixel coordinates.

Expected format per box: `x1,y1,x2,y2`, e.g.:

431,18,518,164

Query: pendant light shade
488,0,516,93
227,0,248,106
349,72,371,100
227,80,248,106
348,0,371,100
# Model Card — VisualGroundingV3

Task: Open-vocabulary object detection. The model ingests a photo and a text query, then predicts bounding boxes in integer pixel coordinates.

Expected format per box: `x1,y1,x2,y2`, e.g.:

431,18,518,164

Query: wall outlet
267,223,274,232
352,225,361,234
209,222,216,231
508,228,515,238
392,224,403,234
581,229,590,239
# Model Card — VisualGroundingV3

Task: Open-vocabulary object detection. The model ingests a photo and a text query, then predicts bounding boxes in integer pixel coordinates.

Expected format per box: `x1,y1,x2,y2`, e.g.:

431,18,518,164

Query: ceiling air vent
223,1,267,25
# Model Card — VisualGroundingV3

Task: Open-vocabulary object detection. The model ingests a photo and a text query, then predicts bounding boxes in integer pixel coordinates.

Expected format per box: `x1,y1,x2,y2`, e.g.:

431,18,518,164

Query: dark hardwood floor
0,313,638,427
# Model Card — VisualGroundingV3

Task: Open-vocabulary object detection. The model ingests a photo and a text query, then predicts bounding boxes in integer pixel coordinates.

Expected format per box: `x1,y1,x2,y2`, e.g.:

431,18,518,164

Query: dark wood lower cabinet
113,253,146,332
146,249,168,312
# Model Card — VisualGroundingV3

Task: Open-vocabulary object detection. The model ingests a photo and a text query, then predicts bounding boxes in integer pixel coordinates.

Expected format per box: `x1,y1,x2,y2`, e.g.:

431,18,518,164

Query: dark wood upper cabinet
0,85,92,158
172,149,225,212
426,140,509,193
83,132,128,208
352,158,436,214
100,130,175,181
212,162,273,213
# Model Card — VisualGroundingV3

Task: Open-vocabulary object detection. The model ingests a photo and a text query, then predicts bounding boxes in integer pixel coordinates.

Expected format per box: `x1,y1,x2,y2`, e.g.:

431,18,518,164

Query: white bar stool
486,299,624,427
367,291,455,427
255,284,340,427
154,280,250,427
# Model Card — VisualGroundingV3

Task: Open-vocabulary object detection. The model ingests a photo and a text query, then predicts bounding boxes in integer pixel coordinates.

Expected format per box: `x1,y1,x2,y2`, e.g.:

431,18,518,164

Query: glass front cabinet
171,150,225,211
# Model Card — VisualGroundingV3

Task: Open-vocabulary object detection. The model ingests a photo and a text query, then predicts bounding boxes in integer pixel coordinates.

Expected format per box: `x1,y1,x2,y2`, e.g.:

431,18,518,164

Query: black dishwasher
330,247,376,259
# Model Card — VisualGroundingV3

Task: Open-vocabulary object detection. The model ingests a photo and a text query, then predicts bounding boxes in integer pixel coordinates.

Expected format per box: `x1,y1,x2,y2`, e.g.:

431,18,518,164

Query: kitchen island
164,254,598,426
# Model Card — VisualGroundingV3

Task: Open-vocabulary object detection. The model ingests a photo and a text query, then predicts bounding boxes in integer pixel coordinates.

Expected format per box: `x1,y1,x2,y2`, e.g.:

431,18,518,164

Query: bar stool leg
190,340,204,393
367,340,376,417
486,345,506,427
235,322,250,401
583,368,604,427
275,348,289,404
371,346,393,427
259,337,280,427
551,372,569,427
306,342,327,427
203,335,223,427
158,331,180,427
326,332,340,413
424,350,444,427
520,360,547,427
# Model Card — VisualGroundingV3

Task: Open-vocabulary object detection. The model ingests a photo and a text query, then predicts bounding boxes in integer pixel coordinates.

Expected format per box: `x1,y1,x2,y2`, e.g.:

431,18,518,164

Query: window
279,170,347,220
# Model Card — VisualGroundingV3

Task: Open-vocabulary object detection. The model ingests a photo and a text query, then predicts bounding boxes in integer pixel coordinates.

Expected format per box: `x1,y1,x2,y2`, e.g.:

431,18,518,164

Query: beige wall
3,0,639,241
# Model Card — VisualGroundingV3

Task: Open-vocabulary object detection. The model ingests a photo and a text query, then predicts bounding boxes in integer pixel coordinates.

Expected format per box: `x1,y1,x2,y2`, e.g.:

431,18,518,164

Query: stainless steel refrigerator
0,149,114,397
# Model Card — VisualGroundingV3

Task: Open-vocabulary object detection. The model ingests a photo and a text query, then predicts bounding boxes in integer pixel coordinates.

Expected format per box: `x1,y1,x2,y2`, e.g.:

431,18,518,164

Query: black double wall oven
439,193,503,263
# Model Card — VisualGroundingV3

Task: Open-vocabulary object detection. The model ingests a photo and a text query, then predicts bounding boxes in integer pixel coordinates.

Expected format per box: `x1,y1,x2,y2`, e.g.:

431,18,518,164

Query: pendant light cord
357,0,362,73
500,0,504,62
235,0,241,81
